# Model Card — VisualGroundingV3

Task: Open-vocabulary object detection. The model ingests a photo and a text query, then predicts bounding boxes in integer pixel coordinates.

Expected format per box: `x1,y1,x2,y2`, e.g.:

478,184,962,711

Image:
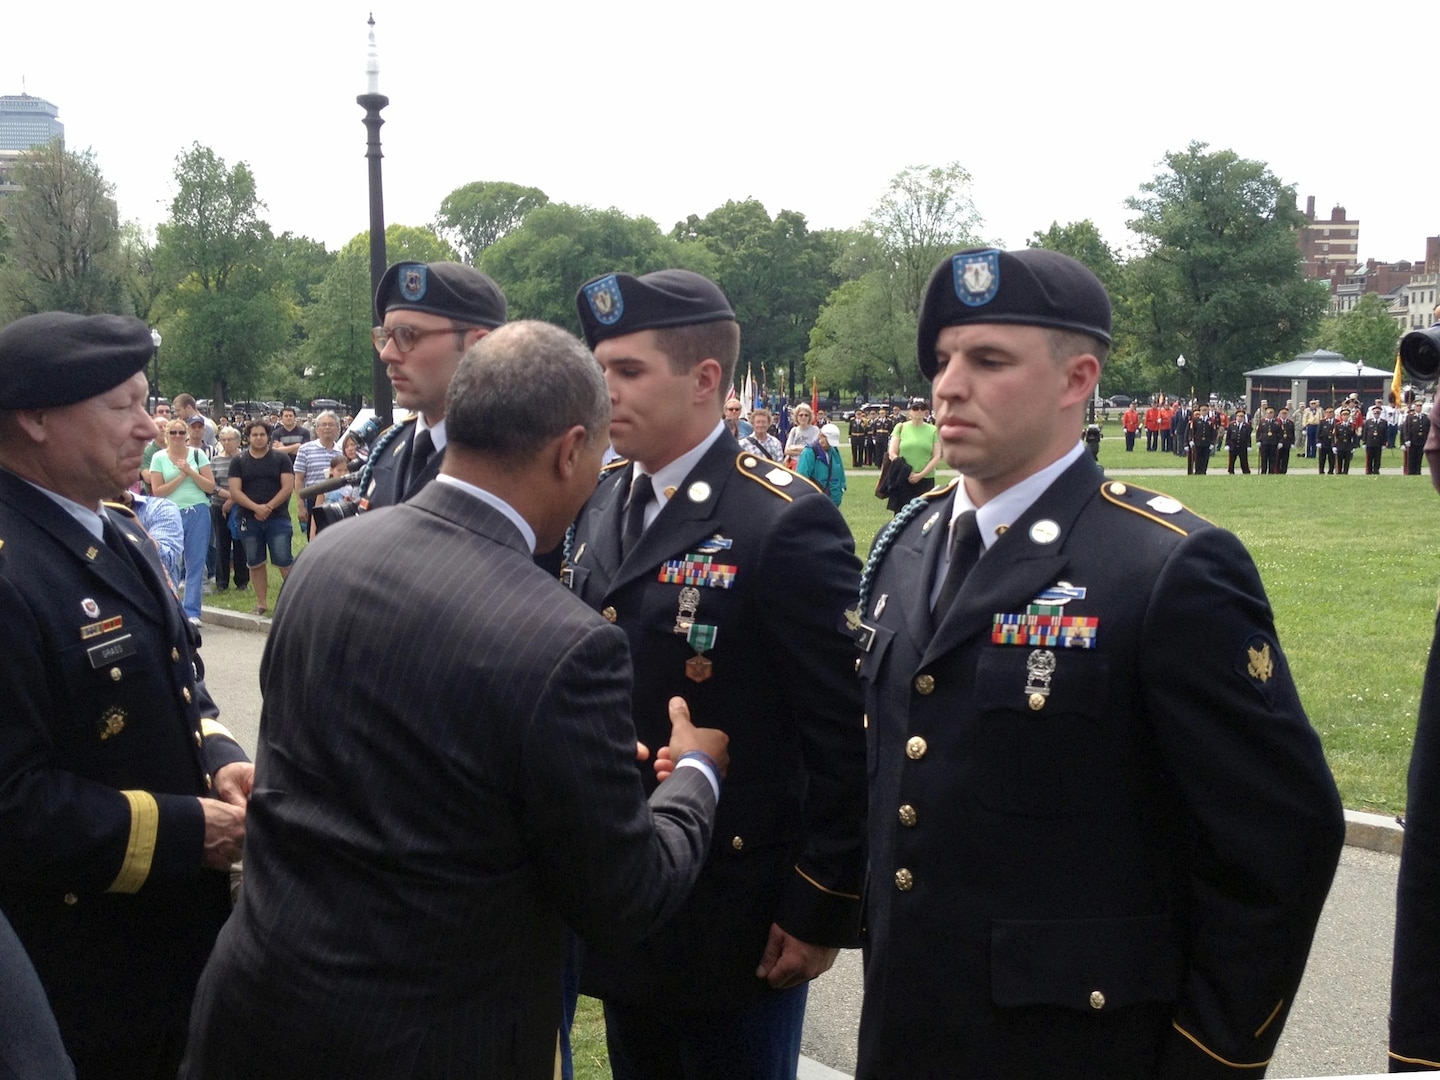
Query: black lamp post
149,328,162,408
357,13,391,428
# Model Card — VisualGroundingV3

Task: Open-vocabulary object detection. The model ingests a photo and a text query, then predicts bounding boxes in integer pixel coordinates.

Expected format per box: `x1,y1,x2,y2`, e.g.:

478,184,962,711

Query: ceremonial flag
1392,353,1404,406
811,376,819,416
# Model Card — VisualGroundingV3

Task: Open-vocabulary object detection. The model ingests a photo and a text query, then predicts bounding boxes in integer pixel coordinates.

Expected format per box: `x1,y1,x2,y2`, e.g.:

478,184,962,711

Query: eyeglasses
725,406,741,413
167,429,187,435
371,324,476,354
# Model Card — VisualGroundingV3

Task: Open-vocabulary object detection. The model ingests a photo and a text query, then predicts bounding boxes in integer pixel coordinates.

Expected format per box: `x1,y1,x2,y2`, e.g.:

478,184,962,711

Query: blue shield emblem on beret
400,265,427,302
584,275,624,326
953,250,1000,307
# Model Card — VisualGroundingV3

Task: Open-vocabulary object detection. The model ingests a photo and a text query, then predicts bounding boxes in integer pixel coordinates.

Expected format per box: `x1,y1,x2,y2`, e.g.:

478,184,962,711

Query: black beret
916,248,1112,380
375,261,506,328
0,312,154,409
576,269,735,348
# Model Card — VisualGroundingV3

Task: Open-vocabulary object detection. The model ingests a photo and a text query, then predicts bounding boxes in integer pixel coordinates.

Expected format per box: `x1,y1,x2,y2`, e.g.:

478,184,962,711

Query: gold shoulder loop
102,501,139,521
734,453,817,501
600,457,630,475
922,477,960,500
1097,480,1213,537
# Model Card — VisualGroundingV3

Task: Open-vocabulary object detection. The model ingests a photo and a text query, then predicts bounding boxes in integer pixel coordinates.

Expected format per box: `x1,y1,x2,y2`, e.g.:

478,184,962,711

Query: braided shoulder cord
354,420,408,507
858,494,931,614
562,522,576,564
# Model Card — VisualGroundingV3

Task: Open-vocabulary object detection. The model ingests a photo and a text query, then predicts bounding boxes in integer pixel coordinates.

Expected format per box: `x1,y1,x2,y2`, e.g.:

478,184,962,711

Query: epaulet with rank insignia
858,477,959,612
598,457,630,479
1097,480,1212,536
101,500,139,521
734,453,819,501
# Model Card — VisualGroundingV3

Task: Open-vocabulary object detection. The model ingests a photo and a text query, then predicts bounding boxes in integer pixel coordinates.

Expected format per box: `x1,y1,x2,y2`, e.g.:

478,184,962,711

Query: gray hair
447,320,609,463
217,426,241,441
314,410,341,428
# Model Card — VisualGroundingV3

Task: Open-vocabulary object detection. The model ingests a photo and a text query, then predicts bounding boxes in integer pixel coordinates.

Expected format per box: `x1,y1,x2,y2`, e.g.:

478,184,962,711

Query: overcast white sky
6,0,1435,265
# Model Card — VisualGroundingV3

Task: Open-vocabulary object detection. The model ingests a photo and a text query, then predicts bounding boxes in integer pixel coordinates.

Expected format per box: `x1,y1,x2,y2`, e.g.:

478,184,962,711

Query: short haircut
281,406,296,418
1046,329,1111,367
447,321,609,465
245,420,270,438
172,393,197,410
650,320,741,399
314,410,340,427
750,407,771,421
218,426,240,440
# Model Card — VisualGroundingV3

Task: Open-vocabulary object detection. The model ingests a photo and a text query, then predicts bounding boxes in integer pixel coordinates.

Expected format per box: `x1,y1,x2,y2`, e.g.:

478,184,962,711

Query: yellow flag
1392,353,1405,406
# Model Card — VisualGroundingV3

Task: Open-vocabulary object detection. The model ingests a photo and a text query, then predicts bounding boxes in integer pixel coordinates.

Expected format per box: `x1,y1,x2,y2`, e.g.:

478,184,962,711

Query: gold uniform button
1089,990,1106,1010
863,713,869,730
898,804,917,827
855,657,862,673
63,892,78,906
906,736,928,760
109,667,122,682
731,836,744,852
895,868,914,891
1029,693,1046,711
204,773,213,791
914,673,935,695
182,687,193,704
601,606,618,623
171,647,180,662
194,731,203,749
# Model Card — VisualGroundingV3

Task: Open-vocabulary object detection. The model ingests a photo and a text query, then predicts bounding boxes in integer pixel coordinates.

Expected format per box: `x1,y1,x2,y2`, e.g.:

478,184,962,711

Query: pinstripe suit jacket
183,481,717,1080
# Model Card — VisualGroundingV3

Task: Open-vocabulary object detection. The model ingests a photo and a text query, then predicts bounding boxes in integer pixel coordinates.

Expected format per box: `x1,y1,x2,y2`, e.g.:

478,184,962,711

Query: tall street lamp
357,13,391,428
149,328,162,409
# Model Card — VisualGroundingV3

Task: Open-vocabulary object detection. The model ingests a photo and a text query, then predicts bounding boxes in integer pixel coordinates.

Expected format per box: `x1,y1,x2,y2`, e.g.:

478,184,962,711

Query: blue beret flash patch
584,275,625,325
953,249,1000,307
400,265,428,302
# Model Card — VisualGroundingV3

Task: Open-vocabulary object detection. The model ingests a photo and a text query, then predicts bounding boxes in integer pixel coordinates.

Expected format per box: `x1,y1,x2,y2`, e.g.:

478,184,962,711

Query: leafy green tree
0,138,127,315
1126,142,1328,397
671,199,840,390
435,181,549,265
866,163,990,316
153,144,291,406
1308,293,1402,368
806,271,915,401
301,225,453,407
803,166,989,395
1027,220,1146,398
480,203,713,330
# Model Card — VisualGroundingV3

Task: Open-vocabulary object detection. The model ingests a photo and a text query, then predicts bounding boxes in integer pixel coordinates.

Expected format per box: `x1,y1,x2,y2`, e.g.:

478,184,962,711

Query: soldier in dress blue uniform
0,312,251,1080
853,247,1344,1079
357,261,506,510
564,269,866,1080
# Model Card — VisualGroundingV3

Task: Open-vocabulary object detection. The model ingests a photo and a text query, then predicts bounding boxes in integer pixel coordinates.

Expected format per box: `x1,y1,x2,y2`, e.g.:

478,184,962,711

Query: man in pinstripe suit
183,321,727,1080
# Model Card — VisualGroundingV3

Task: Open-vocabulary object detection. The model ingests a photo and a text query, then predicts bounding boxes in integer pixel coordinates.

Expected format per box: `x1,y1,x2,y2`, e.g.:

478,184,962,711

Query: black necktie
407,429,435,494
933,511,981,621
621,472,654,558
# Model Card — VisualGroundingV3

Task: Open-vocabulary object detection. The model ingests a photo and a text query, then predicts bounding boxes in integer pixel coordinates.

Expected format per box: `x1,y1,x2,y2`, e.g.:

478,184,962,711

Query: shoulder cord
858,493,931,614
354,420,407,504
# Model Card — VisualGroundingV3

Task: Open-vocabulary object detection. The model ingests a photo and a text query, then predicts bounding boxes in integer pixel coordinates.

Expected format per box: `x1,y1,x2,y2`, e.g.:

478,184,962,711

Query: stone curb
1344,808,1404,855
199,604,270,634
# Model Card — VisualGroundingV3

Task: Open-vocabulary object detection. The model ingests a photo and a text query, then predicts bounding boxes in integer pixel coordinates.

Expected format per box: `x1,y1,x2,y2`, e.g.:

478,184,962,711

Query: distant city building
1298,196,1359,289
1392,273,1438,332
0,93,63,152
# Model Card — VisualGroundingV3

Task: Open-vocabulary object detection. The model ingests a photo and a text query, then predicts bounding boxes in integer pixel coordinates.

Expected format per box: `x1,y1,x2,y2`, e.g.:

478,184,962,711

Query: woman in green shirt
886,397,942,510
149,422,216,624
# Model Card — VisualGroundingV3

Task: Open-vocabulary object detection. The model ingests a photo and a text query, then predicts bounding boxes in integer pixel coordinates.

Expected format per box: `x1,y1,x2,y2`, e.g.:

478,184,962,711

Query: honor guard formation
1,255,1438,1080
